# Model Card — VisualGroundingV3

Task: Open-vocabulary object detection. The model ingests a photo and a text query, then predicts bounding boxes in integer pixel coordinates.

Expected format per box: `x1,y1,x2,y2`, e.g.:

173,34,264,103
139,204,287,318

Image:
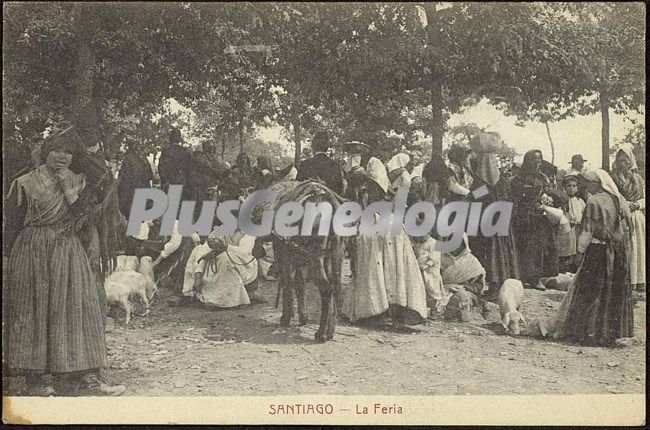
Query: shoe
78,381,126,397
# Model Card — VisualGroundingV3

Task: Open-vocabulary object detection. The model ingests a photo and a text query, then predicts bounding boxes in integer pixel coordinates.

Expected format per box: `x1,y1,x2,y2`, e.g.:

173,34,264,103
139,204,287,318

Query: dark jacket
117,149,153,218
296,152,344,195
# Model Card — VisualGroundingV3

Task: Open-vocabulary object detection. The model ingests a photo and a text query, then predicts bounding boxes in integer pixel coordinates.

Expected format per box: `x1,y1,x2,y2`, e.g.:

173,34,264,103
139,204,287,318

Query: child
411,234,450,316
556,174,586,273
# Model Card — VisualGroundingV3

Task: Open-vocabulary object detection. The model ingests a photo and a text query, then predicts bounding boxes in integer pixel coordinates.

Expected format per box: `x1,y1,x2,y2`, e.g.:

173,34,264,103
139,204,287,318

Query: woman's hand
628,201,640,212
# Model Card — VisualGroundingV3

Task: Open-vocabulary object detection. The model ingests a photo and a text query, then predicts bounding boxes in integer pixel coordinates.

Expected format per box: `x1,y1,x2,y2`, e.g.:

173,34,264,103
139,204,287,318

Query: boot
24,374,56,397
55,371,126,397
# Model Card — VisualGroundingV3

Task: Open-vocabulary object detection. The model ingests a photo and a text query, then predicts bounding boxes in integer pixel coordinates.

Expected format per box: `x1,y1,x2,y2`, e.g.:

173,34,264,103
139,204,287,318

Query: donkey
253,181,346,342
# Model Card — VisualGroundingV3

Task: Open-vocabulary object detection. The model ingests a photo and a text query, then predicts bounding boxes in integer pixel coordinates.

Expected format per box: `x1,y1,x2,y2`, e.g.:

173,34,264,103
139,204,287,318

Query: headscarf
366,157,390,194
581,168,631,220
472,152,501,187
520,150,544,175
386,153,410,173
613,147,639,172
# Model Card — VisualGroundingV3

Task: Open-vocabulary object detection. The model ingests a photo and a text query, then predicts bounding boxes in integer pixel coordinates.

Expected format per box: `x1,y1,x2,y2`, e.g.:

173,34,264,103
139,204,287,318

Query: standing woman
386,152,413,191
549,169,633,346
610,148,645,293
510,150,560,290
342,157,428,329
468,133,520,295
3,130,125,396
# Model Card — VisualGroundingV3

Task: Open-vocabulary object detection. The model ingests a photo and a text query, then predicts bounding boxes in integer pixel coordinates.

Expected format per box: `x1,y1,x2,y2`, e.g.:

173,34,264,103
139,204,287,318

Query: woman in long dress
342,157,428,328
468,135,520,295
3,130,125,396
548,169,634,346
610,148,645,292
510,150,559,290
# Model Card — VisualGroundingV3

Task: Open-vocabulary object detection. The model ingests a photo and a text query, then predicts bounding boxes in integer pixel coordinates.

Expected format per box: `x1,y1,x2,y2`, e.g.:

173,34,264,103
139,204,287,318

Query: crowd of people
2,125,644,396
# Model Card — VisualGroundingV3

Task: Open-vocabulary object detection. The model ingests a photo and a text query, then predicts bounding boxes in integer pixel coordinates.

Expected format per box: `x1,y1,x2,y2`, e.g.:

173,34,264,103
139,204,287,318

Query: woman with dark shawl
467,133,520,295
3,128,125,396
610,148,645,292
510,150,560,290
547,169,634,346
117,141,153,219
446,145,474,201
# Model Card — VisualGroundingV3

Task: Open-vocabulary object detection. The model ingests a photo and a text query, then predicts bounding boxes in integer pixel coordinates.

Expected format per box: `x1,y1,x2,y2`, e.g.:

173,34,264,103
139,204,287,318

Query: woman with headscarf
3,128,125,396
611,148,645,292
446,145,474,201
510,150,560,290
386,152,413,191
407,164,426,206
192,228,259,308
342,157,428,329
547,169,634,346
468,133,520,295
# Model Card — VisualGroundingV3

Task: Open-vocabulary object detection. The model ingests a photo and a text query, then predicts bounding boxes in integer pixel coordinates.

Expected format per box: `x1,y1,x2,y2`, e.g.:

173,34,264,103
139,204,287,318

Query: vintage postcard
2,1,645,425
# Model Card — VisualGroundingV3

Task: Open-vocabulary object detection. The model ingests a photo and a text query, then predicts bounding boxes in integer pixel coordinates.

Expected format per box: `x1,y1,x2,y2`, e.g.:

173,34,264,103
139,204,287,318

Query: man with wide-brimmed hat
296,131,344,194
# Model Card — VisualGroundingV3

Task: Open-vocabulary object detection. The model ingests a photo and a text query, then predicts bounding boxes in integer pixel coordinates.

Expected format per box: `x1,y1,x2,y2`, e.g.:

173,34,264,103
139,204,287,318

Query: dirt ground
97,262,646,397
4,261,646,397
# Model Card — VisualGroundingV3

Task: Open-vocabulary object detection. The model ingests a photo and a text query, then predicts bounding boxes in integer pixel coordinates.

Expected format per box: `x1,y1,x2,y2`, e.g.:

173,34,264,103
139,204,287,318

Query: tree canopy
3,2,645,177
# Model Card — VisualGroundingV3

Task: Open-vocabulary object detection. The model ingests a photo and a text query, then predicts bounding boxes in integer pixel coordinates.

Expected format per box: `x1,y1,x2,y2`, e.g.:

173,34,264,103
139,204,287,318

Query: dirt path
102,268,646,396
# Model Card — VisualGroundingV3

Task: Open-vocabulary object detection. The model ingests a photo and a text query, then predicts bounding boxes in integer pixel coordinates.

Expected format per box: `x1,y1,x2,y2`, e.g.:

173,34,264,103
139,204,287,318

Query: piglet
498,279,527,335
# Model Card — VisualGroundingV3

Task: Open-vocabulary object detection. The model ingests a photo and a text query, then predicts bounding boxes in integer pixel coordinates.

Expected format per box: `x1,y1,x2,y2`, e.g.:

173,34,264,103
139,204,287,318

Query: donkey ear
502,313,511,330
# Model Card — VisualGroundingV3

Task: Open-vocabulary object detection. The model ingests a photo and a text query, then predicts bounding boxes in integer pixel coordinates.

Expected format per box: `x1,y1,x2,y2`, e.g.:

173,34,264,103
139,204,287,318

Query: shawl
366,157,390,194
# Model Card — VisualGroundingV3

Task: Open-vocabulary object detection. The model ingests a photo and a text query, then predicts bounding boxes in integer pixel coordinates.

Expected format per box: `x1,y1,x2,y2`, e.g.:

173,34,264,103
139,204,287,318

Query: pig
115,255,139,272
104,256,157,325
498,279,527,335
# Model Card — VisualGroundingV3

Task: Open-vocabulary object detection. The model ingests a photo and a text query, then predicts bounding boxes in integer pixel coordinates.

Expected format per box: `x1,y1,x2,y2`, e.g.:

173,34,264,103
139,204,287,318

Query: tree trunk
430,80,444,160
423,4,445,161
600,90,610,171
291,112,302,166
73,3,99,143
543,120,555,165
221,134,226,159
238,120,244,153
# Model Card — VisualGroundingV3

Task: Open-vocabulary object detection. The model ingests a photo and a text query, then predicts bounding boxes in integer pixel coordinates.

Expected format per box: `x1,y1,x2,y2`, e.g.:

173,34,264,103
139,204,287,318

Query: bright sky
448,99,644,167
170,98,643,168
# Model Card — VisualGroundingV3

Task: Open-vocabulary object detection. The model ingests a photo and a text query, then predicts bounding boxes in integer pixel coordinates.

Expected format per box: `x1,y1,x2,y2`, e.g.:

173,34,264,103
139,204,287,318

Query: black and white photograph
2,1,646,425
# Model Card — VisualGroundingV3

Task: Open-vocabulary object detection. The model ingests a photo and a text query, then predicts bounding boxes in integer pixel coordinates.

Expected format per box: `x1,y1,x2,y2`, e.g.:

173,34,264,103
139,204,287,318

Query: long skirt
470,233,520,289
198,252,254,308
342,233,428,324
515,222,558,285
4,224,107,374
559,242,634,344
628,210,645,286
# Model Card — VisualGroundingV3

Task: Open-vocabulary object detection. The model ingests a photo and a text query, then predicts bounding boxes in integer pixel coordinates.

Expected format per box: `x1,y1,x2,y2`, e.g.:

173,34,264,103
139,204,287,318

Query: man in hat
158,127,208,202
296,131,344,195
567,154,590,202
568,154,586,176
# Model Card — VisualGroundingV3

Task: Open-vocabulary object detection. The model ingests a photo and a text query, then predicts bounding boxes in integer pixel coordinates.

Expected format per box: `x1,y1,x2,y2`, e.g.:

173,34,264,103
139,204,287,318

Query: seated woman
440,233,488,297
342,157,428,329
192,230,260,308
